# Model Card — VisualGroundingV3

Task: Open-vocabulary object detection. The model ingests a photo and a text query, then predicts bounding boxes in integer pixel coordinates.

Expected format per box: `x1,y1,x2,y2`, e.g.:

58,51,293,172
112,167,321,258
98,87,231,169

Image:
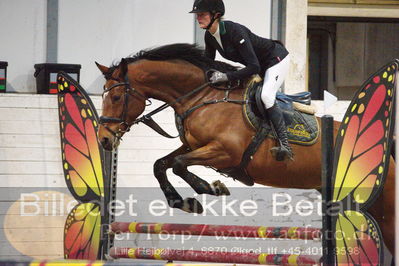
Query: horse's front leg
171,142,231,198
153,145,204,213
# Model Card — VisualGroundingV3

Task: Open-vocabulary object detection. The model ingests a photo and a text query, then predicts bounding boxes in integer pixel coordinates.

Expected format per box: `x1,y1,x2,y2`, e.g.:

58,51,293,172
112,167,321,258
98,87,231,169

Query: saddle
218,75,319,186
244,75,319,145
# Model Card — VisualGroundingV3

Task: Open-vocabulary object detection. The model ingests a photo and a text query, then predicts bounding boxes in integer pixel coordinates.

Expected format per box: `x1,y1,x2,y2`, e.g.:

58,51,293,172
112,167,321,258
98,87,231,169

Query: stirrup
270,140,293,161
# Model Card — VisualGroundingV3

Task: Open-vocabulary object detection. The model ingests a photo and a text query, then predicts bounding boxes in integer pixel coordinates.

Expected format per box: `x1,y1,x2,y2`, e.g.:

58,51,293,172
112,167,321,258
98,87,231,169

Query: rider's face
196,12,211,29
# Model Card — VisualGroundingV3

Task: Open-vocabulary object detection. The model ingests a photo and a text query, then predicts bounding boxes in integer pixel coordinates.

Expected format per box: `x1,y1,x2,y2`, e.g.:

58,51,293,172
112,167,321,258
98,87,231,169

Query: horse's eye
112,95,121,102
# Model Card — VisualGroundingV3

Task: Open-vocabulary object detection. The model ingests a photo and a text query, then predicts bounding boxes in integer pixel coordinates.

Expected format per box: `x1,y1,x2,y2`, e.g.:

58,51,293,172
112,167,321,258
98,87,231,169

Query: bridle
99,75,211,141
99,69,236,141
99,77,150,140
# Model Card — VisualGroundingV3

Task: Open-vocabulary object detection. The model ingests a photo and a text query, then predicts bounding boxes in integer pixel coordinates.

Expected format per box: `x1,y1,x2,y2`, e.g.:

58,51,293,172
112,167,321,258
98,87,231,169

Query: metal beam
46,0,58,63
271,0,286,43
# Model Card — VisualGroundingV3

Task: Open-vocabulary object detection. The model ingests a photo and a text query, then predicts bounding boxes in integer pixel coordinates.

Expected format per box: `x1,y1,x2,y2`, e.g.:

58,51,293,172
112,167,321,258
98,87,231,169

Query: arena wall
0,93,348,260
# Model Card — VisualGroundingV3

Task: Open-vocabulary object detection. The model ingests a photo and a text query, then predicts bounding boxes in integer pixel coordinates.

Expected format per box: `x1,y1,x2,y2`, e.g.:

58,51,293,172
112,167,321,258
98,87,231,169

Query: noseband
99,79,149,140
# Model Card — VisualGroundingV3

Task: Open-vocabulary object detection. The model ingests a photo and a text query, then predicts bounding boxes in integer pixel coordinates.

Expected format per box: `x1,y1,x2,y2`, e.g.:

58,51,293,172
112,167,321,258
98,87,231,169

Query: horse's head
96,59,146,151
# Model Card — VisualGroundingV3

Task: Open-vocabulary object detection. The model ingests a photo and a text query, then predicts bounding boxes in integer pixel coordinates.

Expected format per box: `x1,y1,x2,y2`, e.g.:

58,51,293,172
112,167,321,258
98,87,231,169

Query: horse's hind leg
154,145,203,213
171,142,231,197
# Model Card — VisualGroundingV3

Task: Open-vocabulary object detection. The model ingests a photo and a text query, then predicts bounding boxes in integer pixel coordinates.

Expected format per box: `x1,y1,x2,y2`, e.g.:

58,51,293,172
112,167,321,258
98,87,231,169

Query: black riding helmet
189,0,225,30
189,0,225,16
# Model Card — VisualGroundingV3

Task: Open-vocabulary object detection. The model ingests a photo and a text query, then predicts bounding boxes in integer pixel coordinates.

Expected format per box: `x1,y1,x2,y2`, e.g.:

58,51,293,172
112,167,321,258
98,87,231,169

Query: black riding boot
267,104,293,161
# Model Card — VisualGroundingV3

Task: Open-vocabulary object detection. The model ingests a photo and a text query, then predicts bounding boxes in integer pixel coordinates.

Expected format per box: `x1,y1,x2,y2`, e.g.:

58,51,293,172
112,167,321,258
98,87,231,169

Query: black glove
210,71,229,84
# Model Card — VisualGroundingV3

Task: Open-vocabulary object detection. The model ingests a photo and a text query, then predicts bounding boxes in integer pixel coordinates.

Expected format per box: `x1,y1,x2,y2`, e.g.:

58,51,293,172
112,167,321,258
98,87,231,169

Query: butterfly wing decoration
64,203,102,259
57,72,107,260
331,60,397,265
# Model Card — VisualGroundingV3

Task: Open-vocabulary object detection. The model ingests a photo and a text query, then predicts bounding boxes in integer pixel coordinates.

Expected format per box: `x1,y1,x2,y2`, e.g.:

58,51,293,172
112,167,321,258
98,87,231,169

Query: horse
96,43,395,255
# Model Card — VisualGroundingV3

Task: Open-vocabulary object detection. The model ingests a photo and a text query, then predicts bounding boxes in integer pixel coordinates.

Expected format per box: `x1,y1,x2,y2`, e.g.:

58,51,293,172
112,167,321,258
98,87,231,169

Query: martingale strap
174,91,246,147
218,124,269,186
140,116,178,139
178,90,247,121
136,87,247,139
132,82,212,138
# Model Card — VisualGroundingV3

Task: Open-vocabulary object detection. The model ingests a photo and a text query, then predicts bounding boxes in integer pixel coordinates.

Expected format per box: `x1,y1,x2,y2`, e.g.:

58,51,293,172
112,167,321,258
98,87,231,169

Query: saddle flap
255,85,267,119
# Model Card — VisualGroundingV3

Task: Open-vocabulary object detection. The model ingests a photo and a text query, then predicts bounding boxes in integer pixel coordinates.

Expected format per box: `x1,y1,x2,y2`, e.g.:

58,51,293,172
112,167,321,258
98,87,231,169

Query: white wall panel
58,0,194,94
0,0,47,93
207,0,272,66
222,0,271,38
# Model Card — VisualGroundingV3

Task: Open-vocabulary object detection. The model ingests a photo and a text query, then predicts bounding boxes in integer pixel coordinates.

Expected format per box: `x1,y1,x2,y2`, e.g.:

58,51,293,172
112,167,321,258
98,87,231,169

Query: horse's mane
118,43,238,72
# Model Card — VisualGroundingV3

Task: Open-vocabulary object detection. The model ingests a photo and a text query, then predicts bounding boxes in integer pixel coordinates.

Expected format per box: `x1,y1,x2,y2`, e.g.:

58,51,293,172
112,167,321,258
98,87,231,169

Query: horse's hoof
211,180,230,196
182,197,203,214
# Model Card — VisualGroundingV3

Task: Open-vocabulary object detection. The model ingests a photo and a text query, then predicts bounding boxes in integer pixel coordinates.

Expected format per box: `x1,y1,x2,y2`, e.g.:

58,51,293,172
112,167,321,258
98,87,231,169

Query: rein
99,79,212,139
132,81,212,138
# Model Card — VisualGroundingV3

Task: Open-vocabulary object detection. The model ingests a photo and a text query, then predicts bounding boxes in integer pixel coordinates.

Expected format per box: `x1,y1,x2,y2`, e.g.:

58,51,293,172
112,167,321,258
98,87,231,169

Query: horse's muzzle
98,125,121,151
100,136,113,151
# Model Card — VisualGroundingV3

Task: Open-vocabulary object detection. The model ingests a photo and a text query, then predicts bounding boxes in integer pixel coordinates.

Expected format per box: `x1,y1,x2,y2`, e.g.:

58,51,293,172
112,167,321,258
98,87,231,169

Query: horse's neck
139,61,207,112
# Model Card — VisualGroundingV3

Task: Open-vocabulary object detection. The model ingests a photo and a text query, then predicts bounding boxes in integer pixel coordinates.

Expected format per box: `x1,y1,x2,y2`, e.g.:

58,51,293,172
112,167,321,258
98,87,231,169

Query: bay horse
96,43,395,255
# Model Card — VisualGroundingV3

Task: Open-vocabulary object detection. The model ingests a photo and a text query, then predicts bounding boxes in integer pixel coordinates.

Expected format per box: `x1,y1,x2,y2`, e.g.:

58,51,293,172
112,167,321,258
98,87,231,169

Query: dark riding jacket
204,20,289,81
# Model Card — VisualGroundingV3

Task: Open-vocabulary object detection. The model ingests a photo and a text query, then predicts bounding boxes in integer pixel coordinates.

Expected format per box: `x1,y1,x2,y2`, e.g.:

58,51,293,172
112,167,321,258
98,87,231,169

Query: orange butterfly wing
330,60,397,265
64,203,102,259
58,72,107,260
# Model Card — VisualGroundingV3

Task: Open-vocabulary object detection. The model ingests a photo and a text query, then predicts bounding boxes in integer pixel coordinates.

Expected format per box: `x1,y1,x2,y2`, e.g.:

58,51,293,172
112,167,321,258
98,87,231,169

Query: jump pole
106,116,336,265
110,221,321,240
109,247,319,266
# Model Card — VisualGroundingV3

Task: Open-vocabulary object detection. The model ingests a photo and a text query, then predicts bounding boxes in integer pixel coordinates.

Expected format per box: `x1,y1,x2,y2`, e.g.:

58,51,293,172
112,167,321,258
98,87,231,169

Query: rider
189,0,292,161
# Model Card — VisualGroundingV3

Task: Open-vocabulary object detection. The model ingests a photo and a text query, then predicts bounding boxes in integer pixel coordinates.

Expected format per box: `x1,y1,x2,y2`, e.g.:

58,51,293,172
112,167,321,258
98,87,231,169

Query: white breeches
261,55,290,109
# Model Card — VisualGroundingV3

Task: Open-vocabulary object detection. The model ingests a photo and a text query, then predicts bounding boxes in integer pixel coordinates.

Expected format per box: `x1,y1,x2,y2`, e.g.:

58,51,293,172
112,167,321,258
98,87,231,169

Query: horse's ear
119,58,128,79
95,61,109,75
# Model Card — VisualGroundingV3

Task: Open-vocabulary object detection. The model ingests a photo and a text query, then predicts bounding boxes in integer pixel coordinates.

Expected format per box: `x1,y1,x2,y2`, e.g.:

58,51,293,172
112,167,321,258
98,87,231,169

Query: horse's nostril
100,136,116,151
101,137,110,147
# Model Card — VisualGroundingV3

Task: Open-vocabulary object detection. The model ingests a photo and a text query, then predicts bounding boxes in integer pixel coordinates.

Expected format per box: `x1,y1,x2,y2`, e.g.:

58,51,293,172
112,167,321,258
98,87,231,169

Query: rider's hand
210,71,229,84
